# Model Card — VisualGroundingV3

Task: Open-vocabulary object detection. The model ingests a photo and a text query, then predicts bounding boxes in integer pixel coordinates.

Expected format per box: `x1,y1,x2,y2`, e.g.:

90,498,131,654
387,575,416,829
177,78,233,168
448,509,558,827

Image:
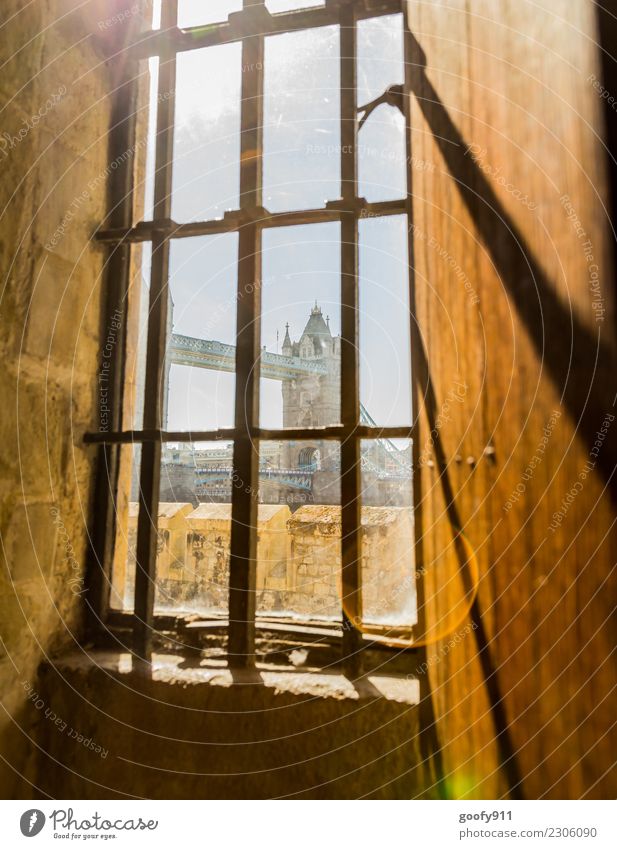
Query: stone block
24,251,101,367
3,501,58,584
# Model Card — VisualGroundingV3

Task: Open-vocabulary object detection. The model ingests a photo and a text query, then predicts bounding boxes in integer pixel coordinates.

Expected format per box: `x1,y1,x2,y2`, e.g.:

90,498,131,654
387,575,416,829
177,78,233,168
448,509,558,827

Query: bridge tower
280,304,340,495
281,303,340,431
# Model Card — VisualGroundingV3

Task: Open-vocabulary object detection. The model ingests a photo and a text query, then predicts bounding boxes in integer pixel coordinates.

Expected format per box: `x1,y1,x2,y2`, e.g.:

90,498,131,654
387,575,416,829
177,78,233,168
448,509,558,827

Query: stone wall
0,0,142,797
32,651,430,800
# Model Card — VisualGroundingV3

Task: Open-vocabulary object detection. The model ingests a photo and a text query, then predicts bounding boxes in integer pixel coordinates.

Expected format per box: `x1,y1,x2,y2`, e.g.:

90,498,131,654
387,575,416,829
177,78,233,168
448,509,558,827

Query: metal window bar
86,50,140,634
132,0,178,661
228,0,265,666
339,1,362,675
130,0,403,60
88,0,420,670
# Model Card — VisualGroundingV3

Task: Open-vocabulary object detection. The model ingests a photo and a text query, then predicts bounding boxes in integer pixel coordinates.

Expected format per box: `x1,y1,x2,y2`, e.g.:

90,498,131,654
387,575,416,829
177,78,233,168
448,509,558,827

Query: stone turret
281,303,340,431
281,323,292,357
280,304,341,483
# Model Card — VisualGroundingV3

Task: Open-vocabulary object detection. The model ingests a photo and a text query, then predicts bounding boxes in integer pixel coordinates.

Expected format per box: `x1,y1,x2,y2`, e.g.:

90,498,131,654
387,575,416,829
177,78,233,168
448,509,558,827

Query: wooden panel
408,0,617,799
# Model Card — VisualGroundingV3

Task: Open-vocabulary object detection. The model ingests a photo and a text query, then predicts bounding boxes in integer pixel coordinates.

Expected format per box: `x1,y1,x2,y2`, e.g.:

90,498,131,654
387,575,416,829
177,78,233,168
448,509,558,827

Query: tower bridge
195,466,315,493
169,332,404,450
170,333,328,380
163,304,411,506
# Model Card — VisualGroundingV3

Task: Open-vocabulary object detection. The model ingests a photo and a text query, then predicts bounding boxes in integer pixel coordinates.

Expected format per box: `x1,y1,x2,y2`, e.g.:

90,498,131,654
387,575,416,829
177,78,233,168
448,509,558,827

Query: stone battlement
114,503,416,627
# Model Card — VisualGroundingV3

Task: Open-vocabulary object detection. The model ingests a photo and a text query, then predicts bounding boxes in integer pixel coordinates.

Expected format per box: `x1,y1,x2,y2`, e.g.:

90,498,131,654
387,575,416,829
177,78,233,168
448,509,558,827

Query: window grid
87,0,419,671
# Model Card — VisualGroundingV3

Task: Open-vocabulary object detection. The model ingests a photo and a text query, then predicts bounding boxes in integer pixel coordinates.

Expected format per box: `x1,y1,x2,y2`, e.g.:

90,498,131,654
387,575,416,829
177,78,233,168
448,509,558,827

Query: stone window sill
49,650,420,705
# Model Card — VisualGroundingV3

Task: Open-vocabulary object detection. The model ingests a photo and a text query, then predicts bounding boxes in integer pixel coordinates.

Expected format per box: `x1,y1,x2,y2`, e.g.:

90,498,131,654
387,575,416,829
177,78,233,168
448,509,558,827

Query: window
88,0,418,673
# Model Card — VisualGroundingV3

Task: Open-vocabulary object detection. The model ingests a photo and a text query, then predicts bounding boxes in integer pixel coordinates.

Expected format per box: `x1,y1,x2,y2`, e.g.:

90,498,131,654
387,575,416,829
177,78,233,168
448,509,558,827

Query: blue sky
138,6,411,433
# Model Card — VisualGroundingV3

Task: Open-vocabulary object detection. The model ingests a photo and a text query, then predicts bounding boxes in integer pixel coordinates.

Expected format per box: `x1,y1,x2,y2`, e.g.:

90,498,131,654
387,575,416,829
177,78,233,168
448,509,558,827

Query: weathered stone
32,651,429,800
0,0,139,798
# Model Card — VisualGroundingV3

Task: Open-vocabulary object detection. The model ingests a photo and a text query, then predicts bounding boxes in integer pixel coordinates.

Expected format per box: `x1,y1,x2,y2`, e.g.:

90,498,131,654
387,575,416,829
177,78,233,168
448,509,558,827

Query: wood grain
407,0,617,799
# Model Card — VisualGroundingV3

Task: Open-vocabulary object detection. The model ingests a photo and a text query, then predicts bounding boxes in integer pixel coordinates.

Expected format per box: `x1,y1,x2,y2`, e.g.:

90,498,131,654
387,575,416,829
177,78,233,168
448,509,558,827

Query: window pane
358,15,406,202
165,234,238,432
257,441,341,622
359,215,412,426
151,0,162,29
360,439,416,629
172,43,242,222
177,0,242,28
155,442,231,616
124,243,149,430
111,445,143,611
136,56,158,223
259,223,341,428
264,26,339,212
266,0,324,11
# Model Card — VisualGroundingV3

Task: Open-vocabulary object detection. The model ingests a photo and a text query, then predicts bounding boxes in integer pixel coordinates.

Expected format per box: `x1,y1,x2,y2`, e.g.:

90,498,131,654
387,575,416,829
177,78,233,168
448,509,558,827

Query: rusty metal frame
227,1,265,666
88,0,419,670
95,199,406,244
84,424,413,444
129,0,403,60
132,0,178,660
339,0,363,675
85,45,140,640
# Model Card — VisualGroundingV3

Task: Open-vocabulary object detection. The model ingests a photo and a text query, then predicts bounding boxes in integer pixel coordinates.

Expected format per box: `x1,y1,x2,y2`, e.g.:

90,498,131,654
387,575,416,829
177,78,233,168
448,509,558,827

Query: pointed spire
282,321,292,351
